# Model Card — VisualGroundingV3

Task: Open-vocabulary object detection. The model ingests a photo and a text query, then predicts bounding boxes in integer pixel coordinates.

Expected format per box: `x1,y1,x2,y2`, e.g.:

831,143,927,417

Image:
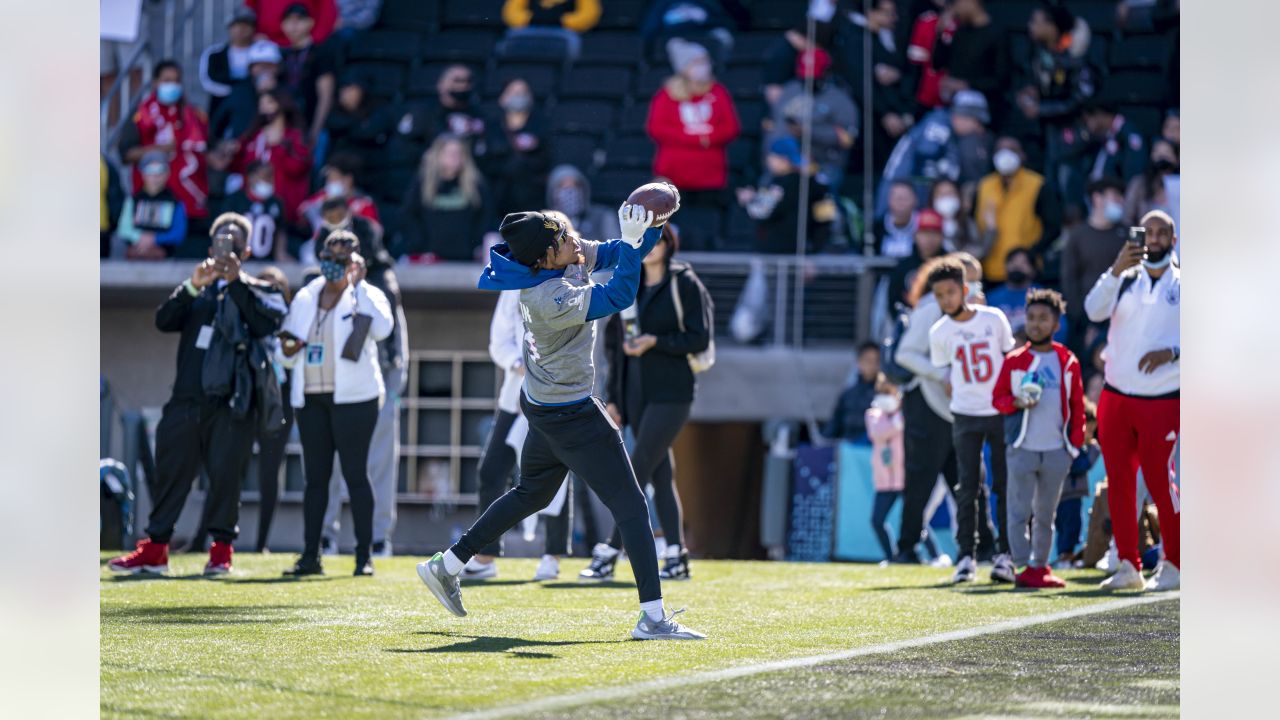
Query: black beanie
500,211,563,266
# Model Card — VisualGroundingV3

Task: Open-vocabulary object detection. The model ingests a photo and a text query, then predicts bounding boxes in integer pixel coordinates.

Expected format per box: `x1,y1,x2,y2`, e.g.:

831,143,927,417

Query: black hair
320,197,349,215
1036,1,1075,35
323,229,360,253
154,59,182,80
889,179,915,193
246,160,273,178
1026,287,1066,318
660,223,680,257
326,151,363,179
924,257,966,289
857,340,881,357
1087,177,1125,197
1004,246,1033,267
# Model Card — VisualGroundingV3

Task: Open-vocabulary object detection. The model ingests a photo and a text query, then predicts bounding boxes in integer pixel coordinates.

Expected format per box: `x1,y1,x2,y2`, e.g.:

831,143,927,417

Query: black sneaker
659,550,691,580
353,558,374,577
890,551,922,565
283,555,324,577
578,543,619,581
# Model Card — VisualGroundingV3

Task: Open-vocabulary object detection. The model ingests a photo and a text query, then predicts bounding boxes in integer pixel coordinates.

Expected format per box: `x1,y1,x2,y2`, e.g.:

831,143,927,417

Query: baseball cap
499,212,565,266
917,209,944,233
796,47,832,79
951,89,990,125
229,8,257,26
247,39,282,65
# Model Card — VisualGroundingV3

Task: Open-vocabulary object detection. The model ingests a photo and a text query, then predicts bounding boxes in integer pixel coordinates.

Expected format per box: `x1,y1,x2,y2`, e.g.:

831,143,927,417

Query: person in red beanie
646,39,740,217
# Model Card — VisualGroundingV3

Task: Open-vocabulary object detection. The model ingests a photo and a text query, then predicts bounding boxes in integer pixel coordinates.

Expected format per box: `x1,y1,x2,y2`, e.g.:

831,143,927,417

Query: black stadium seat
550,100,617,136
560,67,633,101
345,30,423,62
734,100,768,137
616,106,650,137
723,202,758,252
721,66,764,101
406,63,482,98
1109,33,1171,71
344,61,407,97
590,169,653,206
551,133,602,172
440,0,505,30
596,0,645,30
729,32,784,67
1103,71,1168,106
1072,0,1120,34
1119,105,1163,140
749,0,805,31
603,135,656,170
496,33,573,66
483,65,559,100
376,0,438,32
422,31,498,63
579,32,644,66
635,66,672,98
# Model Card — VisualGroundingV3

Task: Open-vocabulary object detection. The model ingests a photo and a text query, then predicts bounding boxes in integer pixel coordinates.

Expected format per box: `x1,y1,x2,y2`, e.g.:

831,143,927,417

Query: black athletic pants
474,409,572,557
607,401,691,550
254,384,294,552
953,412,1009,560
297,394,378,560
898,387,957,558
146,398,256,545
452,395,662,603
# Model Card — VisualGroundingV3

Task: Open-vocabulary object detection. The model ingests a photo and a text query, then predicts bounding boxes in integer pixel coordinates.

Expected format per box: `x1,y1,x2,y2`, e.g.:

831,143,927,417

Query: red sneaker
205,541,233,576
1016,565,1066,589
108,539,169,575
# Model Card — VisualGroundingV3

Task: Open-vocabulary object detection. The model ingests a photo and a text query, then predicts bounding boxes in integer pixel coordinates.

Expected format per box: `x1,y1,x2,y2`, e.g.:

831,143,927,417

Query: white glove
618,203,654,248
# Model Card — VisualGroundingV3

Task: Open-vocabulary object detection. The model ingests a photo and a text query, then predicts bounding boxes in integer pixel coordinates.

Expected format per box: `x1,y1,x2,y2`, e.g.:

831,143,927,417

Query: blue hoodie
476,228,663,321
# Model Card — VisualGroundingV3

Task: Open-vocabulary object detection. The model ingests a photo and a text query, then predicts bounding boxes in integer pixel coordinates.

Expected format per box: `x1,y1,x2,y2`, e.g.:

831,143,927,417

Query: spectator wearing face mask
488,79,553,219
930,178,989,259
865,375,905,562
211,90,313,230
200,8,259,126
985,247,1069,345
736,137,835,255
1124,139,1179,229
824,342,882,445
545,165,621,241
886,208,945,308
877,180,917,258
210,40,284,142
117,152,190,260
249,0,338,47
875,89,992,220
975,136,1060,282
395,134,494,263
298,151,381,236
648,39,741,217
1061,178,1127,353
120,60,211,228
223,161,288,261
767,47,858,192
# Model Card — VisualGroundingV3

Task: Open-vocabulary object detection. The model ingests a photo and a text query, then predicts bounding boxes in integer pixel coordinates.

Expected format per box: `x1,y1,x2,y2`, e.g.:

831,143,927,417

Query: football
626,182,681,227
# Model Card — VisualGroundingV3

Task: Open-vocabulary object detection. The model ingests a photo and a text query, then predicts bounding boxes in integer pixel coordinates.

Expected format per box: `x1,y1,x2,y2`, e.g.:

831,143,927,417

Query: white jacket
490,290,526,414
895,296,953,422
1084,263,1180,396
278,278,394,408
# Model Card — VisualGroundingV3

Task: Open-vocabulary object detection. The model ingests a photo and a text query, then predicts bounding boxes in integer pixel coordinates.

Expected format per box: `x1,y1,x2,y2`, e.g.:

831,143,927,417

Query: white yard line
449,592,1179,720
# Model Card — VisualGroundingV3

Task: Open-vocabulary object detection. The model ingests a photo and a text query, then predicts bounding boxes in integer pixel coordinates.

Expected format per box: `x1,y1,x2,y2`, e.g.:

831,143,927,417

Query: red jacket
247,0,337,46
906,11,953,110
131,95,210,219
236,128,312,225
646,82,740,191
992,341,1085,455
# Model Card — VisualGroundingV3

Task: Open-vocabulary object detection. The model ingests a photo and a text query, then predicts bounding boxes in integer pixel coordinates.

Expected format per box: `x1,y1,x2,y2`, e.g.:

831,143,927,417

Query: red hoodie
236,128,312,225
992,341,1086,454
646,82,740,191
247,0,337,47
131,96,210,219
906,11,954,110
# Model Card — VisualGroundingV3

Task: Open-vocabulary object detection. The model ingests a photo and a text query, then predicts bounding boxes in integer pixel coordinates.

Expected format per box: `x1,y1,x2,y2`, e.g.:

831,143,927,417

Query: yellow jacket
976,168,1046,282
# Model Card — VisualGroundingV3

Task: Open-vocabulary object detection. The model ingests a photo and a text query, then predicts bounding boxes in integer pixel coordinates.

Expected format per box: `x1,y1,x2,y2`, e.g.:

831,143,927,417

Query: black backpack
881,301,915,386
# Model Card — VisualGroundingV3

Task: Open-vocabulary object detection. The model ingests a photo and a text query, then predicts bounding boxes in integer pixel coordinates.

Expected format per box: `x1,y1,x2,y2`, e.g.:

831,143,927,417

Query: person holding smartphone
278,230,394,577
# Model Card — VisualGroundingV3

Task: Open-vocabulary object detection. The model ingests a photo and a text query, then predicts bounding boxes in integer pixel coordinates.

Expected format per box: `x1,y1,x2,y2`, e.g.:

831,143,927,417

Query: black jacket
394,176,493,262
605,260,712,419
824,378,877,442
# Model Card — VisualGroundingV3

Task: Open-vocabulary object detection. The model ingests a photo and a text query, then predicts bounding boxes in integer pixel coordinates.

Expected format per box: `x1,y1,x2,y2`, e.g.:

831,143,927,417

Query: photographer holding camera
109,213,287,576
278,230,394,577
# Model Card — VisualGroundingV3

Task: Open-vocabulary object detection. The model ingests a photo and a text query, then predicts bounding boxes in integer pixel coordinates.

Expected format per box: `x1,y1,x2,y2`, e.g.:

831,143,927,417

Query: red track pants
1097,388,1180,570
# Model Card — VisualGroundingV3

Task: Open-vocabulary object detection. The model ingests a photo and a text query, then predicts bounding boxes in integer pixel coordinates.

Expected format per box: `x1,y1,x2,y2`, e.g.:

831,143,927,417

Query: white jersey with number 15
929,305,1015,417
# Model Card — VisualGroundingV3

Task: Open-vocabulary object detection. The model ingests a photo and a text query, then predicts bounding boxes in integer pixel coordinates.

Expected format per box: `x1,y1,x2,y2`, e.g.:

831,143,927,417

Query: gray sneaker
417,552,467,617
631,608,706,641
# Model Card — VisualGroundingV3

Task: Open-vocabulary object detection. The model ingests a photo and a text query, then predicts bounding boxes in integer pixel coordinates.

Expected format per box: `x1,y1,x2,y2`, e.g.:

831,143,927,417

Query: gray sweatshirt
895,295,953,422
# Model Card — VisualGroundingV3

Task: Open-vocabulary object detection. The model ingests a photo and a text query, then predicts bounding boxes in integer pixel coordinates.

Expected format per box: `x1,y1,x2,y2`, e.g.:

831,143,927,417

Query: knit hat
499,211,565,266
917,209,944,233
247,39,282,65
139,151,169,176
666,38,710,74
951,89,990,125
796,47,832,79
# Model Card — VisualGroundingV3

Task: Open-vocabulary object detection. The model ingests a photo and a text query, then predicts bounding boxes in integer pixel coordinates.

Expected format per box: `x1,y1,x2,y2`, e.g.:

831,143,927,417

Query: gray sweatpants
324,393,400,545
1005,447,1072,568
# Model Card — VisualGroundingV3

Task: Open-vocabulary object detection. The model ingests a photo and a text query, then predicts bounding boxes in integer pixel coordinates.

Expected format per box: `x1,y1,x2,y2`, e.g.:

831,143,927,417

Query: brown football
626,182,681,227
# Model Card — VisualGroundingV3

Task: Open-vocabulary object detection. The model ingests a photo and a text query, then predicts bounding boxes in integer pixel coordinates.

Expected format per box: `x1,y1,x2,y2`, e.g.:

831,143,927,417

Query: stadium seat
1108,33,1171,71
406,62,482,99
1120,105,1164,140
495,33,573,67
748,0,805,31
551,133,603,172
1073,0,1119,34
672,204,723,252
596,0,645,30
579,32,644,67
560,67,634,101
1104,71,1168,106
603,135,656,170
727,139,759,174
344,61,408,97
422,31,499,63
483,65,559,100
729,32,784,67
734,100,768,136
988,2,1030,34
616,106,650,137
440,0,506,30
344,30,423,63
550,100,617,136
721,66,764,102
723,202,758,252
375,0,438,32
635,66,672,99
590,169,652,206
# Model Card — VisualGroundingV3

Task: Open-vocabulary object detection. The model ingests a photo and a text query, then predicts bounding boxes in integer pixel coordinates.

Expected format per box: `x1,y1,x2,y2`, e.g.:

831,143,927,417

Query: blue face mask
156,82,183,105
1103,200,1124,223
320,260,346,282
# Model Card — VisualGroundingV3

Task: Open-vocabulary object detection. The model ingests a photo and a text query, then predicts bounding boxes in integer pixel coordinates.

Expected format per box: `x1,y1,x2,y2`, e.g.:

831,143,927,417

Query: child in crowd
865,375,905,563
1054,400,1100,569
992,288,1085,589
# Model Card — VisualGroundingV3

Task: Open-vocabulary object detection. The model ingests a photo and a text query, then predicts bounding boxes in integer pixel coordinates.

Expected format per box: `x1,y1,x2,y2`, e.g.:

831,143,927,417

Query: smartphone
1127,226,1147,248
212,231,235,260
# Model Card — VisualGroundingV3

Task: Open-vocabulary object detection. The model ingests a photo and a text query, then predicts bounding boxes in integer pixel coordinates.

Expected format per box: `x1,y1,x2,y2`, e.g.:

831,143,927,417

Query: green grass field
100,553,1179,719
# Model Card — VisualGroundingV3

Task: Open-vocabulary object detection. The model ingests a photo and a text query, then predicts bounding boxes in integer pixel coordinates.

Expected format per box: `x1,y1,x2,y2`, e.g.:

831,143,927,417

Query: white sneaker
461,558,497,580
952,556,976,583
1097,541,1119,574
990,553,1017,583
929,553,953,569
533,554,560,581
1144,560,1180,591
1100,560,1145,591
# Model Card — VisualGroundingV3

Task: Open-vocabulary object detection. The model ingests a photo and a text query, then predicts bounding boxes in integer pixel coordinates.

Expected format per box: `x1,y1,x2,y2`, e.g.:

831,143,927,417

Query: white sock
640,599,666,622
442,549,466,576
665,544,682,559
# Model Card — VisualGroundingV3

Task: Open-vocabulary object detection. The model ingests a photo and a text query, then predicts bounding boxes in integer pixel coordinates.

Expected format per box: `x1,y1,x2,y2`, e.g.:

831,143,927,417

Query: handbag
670,274,715,374
340,283,373,361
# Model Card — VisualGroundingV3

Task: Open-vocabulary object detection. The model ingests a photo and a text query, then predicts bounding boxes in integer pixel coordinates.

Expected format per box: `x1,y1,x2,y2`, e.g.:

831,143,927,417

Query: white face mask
324,180,348,198
872,393,901,414
993,148,1021,176
1103,200,1124,223
934,195,961,218
252,180,274,199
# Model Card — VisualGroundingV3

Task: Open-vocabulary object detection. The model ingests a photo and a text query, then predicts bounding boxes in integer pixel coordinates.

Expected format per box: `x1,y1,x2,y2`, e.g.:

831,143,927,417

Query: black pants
146,398,256,545
871,490,900,561
474,409,572,557
608,401,691,550
297,394,378,559
953,413,1009,560
254,388,294,552
452,396,661,603
898,387,959,557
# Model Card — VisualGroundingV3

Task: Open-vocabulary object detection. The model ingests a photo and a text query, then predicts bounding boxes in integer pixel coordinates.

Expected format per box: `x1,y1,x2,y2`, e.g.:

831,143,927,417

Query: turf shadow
390,631,628,659
539,580,635,590
100,604,305,625
461,579,535,587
